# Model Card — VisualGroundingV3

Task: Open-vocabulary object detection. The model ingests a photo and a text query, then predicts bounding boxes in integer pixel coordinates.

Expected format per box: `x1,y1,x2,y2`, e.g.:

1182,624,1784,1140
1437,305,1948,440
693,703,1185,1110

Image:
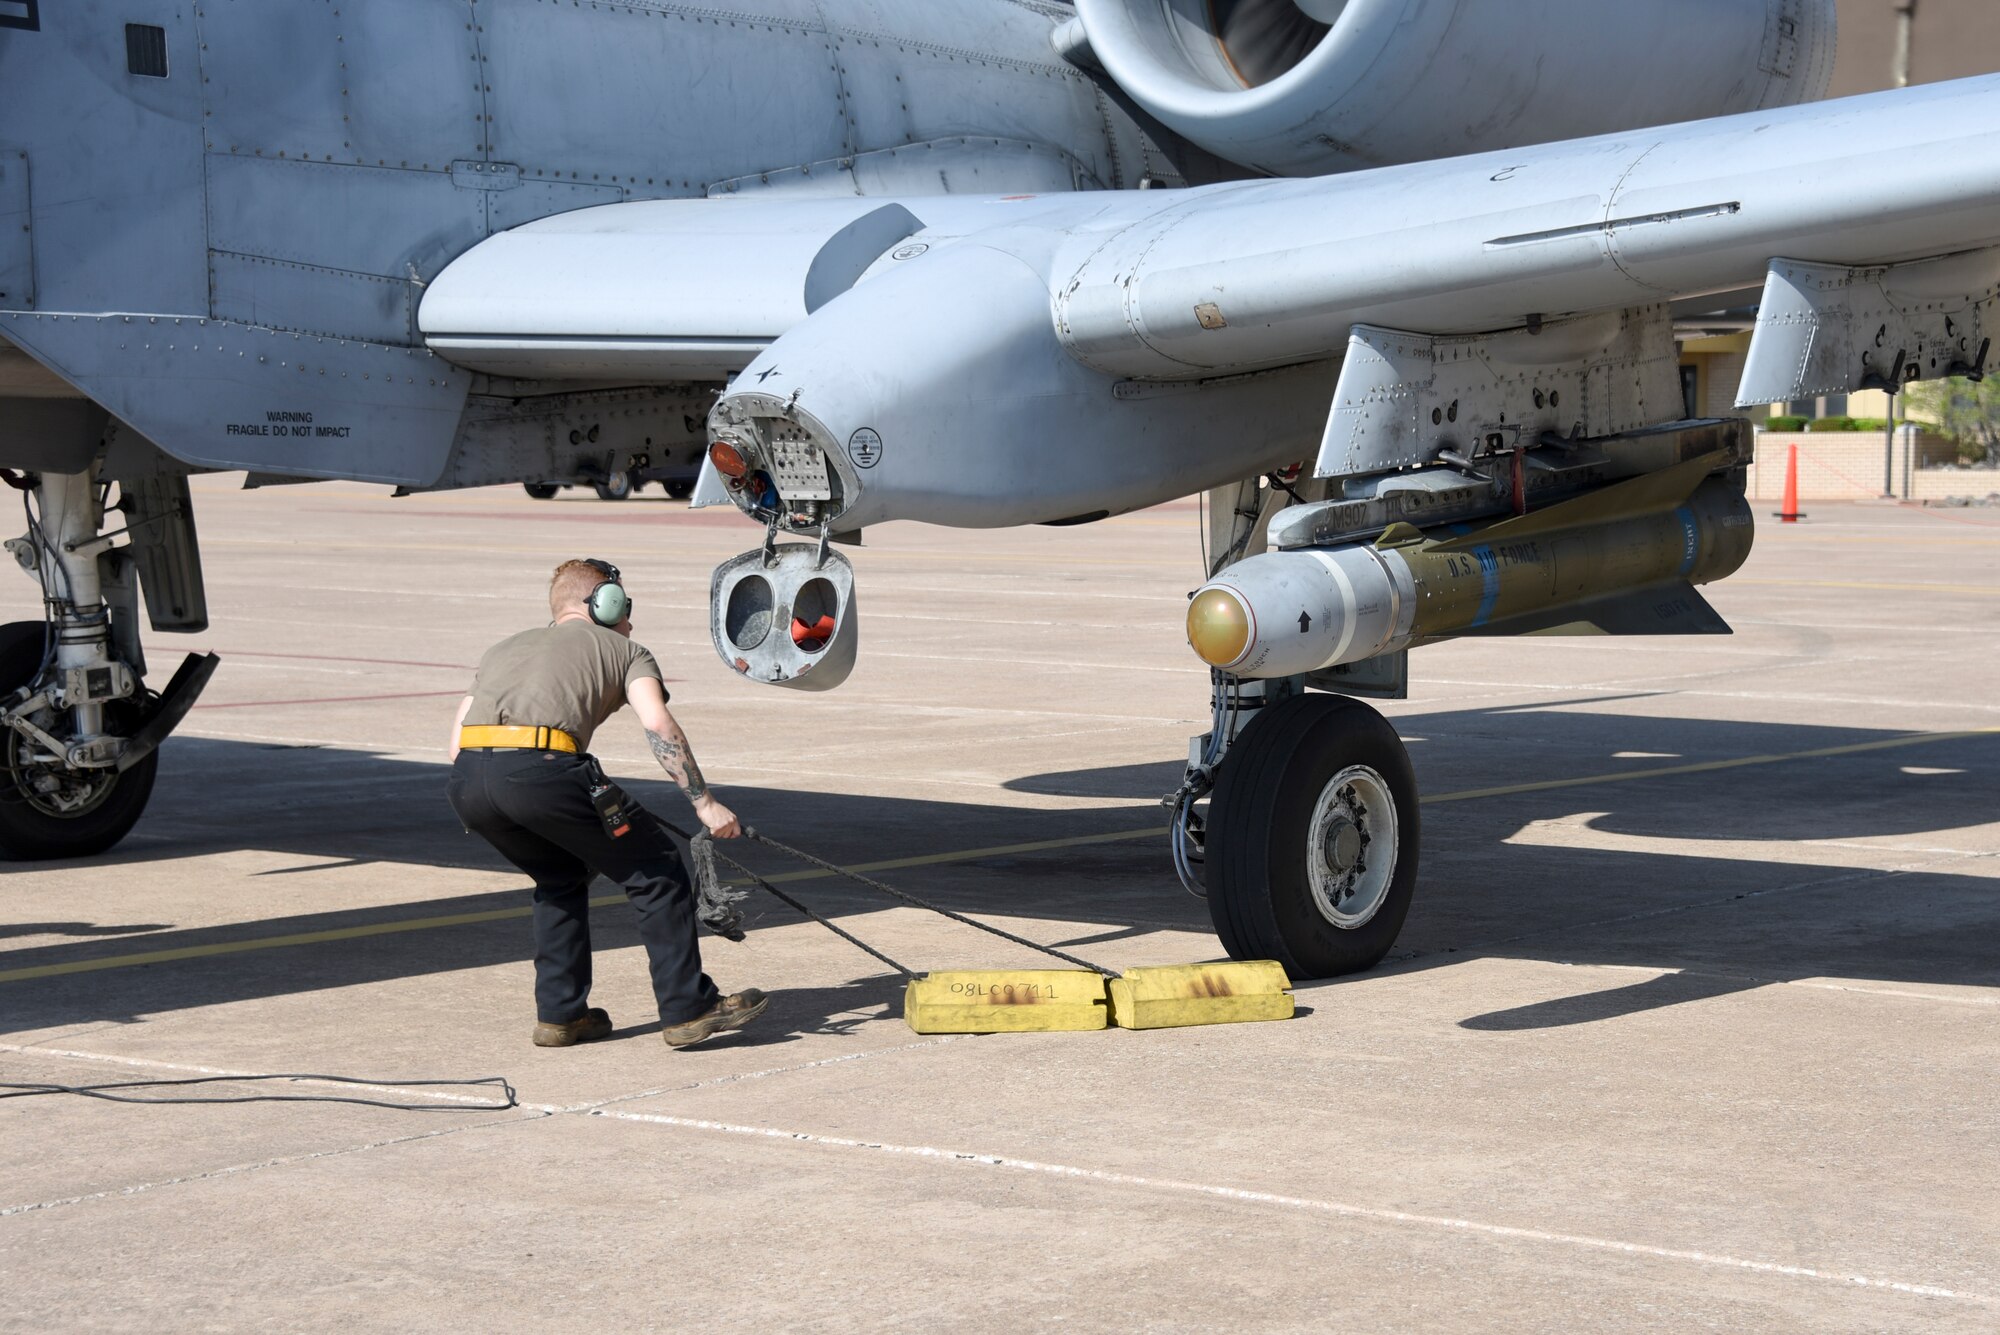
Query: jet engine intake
1071,0,1835,177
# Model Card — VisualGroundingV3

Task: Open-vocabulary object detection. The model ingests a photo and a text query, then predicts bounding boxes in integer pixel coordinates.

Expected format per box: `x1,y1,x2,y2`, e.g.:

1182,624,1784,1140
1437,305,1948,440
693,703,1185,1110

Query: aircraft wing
670,75,2000,535
418,74,2000,533
1044,72,2000,382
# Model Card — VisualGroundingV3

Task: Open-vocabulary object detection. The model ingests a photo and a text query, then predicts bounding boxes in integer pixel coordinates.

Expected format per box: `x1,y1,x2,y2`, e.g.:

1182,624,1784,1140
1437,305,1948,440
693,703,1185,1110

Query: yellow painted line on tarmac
3,726,1992,985
0,907,537,983
0,827,1180,984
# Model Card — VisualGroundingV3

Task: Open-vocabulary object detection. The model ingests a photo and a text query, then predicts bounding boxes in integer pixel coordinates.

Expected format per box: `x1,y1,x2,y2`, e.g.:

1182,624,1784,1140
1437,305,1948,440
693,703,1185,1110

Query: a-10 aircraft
4,0,1997,979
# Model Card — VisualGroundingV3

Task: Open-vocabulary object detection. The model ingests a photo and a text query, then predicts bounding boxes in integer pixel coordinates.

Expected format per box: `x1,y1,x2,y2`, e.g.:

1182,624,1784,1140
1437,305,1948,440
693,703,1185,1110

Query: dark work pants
446,748,721,1026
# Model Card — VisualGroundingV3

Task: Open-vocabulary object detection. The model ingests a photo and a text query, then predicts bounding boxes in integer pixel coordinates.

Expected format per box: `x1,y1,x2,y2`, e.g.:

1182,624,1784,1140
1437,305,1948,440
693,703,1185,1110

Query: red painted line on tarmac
213,649,477,671
191,690,468,711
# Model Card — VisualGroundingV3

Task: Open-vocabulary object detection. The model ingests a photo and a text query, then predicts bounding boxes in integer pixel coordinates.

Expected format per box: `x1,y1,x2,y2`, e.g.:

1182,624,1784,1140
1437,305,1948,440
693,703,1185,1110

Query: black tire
522,482,561,500
593,470,633,501
0,621,159,861
663,478,695,500
1205,692,1420,979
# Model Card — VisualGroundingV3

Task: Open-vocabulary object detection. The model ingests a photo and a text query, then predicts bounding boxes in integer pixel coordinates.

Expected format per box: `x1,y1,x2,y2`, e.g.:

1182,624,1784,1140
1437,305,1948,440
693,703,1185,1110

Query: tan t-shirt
462,620,665,752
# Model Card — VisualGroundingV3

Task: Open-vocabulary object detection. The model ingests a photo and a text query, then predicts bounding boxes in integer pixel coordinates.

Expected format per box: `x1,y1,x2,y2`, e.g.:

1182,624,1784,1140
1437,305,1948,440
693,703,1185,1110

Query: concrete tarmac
2,477,1996,1332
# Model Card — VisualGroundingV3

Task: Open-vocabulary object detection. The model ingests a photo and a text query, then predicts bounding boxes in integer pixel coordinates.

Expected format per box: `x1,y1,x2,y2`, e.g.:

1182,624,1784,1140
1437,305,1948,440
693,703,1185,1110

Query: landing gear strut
1,466,214,860
0,618,157,859
1169,470,1420,979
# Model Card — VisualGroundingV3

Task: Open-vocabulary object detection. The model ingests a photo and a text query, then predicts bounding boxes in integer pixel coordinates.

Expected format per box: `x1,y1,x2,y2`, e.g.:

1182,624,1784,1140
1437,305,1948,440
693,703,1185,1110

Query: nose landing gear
0,619,160,859
1,466,215,860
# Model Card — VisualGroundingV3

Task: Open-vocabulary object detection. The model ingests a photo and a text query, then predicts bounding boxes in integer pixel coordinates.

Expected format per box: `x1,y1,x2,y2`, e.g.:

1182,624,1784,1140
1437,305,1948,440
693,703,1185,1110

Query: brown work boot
532,1007,614,1048
662,989,769,1049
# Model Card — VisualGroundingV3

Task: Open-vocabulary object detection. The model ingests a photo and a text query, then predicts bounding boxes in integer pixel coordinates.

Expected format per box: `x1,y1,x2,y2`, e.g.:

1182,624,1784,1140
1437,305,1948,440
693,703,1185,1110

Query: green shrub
1907,377,2000,463
1847,417,1893,432
1805,416,1857,432
1763,415,1808,431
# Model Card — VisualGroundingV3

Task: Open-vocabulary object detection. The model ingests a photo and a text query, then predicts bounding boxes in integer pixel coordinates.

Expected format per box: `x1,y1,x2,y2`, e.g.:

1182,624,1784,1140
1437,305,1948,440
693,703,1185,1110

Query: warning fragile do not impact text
226,410,352,439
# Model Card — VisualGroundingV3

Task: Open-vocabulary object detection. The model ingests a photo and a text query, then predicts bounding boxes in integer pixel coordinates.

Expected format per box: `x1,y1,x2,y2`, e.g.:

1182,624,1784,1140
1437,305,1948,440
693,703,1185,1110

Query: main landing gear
1168,683,1424,975
1,465,216,860
1167,470,1420,979
1201,692,1419,977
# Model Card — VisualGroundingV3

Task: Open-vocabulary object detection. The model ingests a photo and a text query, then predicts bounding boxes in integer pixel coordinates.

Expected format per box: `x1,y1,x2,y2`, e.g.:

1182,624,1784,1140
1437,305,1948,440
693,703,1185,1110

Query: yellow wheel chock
902,961,1293,1035
903,969,1110,1033
1106,961,1294,1030
690,827,1298,1037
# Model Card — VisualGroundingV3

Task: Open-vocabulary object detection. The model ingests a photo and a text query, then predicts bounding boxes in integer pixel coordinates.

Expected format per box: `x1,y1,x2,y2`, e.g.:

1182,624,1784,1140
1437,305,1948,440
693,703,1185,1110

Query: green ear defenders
581,559,631,627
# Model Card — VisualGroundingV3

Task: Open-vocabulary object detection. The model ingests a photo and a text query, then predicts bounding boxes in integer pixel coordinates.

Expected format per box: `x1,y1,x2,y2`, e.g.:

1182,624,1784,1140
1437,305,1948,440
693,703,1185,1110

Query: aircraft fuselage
0,0,1154,479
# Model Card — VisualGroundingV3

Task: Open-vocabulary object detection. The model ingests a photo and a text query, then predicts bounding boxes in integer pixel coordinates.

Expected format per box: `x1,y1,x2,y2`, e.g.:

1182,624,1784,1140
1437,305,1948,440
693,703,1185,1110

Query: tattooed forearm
679,750,708,802
645,725,709,802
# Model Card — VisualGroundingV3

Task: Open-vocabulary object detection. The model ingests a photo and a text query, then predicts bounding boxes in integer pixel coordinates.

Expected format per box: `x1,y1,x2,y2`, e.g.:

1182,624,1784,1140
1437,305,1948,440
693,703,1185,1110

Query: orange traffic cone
1773,443,1805,523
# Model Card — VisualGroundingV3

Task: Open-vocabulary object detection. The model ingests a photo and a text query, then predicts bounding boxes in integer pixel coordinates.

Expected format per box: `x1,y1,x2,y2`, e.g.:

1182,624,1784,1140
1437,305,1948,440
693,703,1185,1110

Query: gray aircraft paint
666,74,2000,535
0,0,1158,481
1070,0,1835,176
2,0,1856,493
1050,74,2000,380
5,0,2000,645
8,0,2000,891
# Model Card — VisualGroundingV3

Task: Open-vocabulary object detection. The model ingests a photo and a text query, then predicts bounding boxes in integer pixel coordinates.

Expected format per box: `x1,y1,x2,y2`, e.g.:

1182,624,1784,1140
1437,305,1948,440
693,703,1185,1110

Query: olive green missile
1188,451,1754,678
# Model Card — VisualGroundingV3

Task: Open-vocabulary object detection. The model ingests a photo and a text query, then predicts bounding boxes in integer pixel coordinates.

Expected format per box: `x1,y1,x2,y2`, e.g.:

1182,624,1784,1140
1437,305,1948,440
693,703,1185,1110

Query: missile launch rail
1269,419,1752,554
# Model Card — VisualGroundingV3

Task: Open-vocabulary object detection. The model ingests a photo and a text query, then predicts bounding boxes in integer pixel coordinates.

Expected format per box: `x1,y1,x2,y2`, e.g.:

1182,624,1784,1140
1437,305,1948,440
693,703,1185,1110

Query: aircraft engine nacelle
1070,0,1836,177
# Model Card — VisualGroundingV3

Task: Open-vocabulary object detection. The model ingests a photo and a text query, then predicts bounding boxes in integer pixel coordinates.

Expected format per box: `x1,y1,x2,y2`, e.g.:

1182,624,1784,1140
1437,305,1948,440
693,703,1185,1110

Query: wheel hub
1322,814,1363,873
1306,765,1397,929
6,698,121,819
8,746,118,817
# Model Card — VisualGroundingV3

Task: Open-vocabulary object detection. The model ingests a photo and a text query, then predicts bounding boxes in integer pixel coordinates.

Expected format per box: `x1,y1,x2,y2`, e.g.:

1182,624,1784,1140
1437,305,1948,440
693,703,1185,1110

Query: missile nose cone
1187,586,1252,667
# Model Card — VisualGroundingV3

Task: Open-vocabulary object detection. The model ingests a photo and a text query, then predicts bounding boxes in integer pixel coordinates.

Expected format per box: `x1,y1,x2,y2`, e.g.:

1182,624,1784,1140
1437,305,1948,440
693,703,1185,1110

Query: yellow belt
459,724,580,754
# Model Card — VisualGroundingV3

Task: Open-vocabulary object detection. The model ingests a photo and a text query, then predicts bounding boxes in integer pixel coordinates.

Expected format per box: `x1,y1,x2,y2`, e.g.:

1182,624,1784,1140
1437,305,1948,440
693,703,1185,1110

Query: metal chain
741,827,1117,979
656,812,1116,978
703,839,919,980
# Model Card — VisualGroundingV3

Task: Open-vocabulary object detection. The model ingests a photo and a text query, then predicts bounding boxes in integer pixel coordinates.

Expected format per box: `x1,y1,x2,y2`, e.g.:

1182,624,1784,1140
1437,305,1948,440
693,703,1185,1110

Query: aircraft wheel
593,470,633,501
664,479,695,500
1206,692,1419,979
0,621,159,861
522,482,560,500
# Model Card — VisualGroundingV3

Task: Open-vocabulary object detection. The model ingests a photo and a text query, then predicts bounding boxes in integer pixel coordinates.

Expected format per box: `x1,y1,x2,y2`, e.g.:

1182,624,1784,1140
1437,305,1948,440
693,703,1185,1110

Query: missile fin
1466,581,1732,638
1429,450,1735,553
1374,522,1427,549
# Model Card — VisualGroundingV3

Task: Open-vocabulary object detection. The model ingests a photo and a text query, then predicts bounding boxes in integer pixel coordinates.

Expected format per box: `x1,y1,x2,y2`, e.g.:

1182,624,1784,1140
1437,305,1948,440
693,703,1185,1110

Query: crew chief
446,558,767,1049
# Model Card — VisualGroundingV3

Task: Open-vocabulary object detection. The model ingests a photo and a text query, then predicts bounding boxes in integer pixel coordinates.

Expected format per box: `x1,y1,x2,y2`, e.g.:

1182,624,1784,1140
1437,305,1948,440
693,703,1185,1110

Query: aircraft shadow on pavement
1,703,1994,1037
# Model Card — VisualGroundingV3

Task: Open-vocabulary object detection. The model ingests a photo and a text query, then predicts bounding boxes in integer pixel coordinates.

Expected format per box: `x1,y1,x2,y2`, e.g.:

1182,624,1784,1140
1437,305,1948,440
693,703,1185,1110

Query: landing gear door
124,474,207,632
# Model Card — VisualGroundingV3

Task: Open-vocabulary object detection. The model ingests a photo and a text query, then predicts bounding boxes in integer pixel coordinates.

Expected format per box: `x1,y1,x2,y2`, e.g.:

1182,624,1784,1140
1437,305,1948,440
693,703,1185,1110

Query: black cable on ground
0,1073,518,1111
